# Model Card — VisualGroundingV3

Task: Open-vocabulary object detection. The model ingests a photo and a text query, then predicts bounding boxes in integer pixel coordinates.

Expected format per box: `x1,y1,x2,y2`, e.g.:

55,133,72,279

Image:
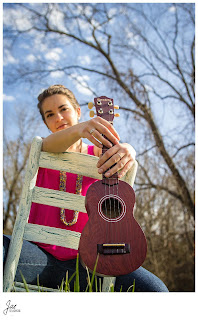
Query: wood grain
23,223,81,249
79,180,147,276
32,186,86,212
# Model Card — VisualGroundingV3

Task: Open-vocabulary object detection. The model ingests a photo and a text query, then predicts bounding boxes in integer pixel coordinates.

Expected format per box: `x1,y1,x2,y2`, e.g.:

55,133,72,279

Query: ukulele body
79,179,147,277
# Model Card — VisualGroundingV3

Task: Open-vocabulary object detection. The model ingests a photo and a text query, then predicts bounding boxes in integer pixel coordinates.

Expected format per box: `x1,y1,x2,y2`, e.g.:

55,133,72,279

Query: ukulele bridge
97,243,130,255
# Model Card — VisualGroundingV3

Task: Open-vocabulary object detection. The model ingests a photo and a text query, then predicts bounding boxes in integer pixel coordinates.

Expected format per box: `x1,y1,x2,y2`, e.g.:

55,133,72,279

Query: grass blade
110,284,114,292
74,254,80,292
59,278,65,292
19,271,29,292
37,275,41,292
64,271,70,292
127,279,135,292
95,275,98,292
85,266,92,292
89,254,99,292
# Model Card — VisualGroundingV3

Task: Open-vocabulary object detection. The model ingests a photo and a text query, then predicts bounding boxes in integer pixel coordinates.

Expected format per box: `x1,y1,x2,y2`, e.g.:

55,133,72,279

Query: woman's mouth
57,124,68,130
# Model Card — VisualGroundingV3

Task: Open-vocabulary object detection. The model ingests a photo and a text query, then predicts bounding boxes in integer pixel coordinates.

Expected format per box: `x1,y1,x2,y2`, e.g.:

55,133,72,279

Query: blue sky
3,2,195,156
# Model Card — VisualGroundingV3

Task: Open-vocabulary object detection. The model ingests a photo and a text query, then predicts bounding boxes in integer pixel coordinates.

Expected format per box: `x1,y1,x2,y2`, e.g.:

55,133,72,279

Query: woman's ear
77,107,81,120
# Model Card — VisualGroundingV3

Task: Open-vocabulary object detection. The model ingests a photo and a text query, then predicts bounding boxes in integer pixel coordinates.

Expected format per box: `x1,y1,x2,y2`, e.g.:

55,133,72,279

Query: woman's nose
55,112,63,121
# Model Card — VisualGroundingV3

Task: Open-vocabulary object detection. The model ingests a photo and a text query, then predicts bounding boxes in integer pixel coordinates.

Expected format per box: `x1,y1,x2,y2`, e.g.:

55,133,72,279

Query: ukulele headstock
88,96,119,123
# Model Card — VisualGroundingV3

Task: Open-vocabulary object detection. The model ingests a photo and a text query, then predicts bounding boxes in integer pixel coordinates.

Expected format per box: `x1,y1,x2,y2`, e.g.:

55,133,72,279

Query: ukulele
79,96,147,276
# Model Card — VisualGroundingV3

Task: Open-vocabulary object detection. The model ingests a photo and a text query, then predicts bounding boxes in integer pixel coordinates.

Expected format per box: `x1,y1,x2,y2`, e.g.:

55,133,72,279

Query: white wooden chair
3,136,138,292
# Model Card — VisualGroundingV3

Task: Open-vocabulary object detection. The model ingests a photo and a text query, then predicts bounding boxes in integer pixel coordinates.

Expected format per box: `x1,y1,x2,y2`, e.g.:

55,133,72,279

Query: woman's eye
47,113,54,118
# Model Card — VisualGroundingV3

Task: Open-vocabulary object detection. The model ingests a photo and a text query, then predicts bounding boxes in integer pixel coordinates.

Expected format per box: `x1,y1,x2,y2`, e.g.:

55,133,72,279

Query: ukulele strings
109,179,111,243
108,109,112,245
109,106,117,245
103,132,109,246
109,109,113,245
103,102,120,246
117,177,121,253
104,178,108,244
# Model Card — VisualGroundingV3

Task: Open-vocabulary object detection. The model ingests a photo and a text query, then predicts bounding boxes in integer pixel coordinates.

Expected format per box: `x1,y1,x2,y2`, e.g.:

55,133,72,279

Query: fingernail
98,168,103,173
105,172,110,177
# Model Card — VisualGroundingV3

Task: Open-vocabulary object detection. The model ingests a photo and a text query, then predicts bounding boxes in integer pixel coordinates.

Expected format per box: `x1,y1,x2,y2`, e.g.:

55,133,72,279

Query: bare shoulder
93,145,102,157
81,142,101,157
81,142,88,154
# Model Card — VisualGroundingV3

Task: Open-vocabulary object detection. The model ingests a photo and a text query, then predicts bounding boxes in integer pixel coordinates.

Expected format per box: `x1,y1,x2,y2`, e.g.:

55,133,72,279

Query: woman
3,84,168,292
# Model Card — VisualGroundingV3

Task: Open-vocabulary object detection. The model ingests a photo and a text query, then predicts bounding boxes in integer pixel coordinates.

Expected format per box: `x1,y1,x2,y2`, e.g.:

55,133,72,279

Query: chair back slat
32,186,86,212
39,150,138,186
39,151,101,179
123,160,138,187
23,223,81,249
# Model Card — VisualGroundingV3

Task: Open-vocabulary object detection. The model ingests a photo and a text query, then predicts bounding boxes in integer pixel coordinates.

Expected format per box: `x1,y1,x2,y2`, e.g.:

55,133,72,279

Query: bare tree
3,3,194,217
3,107,41,234
3,3,195,291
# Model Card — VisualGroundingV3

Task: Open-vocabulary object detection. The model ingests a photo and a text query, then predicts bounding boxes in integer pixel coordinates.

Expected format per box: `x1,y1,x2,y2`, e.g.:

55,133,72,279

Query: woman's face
42,94,81,133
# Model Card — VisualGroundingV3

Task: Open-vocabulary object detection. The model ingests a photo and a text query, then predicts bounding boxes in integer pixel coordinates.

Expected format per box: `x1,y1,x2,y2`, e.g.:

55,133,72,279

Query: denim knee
3,235,11,266
115,267,169,292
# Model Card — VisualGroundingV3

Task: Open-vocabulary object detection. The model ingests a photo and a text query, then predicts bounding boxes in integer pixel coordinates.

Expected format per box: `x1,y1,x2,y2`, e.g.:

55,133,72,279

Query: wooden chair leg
102,277,116,292
3,137,42,292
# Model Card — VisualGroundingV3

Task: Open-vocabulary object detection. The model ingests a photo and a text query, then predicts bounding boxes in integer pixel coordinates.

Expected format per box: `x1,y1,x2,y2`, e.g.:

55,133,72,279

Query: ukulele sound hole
101,197,122,219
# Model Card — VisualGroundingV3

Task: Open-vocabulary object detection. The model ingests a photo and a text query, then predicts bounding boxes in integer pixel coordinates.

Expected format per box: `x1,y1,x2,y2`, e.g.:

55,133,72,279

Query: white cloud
26,54,36,63
84,5,92,17
3,94,15,102
78,19,91,31
3,49,18,66
45,48,63,61
144,85,153,92
70,73,92,96
50,70,65,78
48,9,68,33
108,8,117,17
169,6,177,13
75,4,92,17
33,34,49,52
4,7,33,31
125,29,139,46
15,17,32,31
108,8,117,25
78,55,91,65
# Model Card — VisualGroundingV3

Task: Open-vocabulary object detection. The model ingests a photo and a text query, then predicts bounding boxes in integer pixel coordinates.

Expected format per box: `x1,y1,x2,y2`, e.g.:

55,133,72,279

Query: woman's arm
42,115,135,179
42,116,120,153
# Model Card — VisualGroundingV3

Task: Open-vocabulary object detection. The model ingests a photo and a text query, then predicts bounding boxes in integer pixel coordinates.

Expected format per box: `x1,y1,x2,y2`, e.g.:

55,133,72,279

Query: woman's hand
78,116,120,148
96,143,136,179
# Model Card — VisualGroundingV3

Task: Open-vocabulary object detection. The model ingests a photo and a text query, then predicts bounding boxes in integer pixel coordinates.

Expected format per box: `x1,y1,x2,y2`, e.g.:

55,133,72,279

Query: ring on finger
90,128,96,135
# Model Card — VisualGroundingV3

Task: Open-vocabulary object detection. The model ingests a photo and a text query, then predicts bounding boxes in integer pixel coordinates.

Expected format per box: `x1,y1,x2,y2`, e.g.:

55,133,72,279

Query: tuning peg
89,110,95,118
114,113,120,117
114,105,119,109
88,102,94,109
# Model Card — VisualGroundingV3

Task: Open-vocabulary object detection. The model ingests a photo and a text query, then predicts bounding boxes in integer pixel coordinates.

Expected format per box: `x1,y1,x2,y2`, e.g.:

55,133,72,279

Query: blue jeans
3,235,168,292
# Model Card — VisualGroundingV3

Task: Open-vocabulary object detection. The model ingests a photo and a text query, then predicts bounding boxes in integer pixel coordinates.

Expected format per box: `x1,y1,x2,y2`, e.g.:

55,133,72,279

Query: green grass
15,254,135,292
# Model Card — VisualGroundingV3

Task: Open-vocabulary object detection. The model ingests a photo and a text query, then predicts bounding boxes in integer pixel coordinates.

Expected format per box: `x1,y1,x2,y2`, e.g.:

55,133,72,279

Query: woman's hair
37,84,80,121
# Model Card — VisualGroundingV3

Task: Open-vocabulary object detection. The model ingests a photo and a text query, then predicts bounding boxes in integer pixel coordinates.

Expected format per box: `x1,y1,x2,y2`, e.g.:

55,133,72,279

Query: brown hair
37,84,80,122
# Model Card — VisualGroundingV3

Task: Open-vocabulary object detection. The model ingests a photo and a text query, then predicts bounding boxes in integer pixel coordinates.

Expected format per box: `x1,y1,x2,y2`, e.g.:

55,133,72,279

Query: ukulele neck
102,136,118,186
